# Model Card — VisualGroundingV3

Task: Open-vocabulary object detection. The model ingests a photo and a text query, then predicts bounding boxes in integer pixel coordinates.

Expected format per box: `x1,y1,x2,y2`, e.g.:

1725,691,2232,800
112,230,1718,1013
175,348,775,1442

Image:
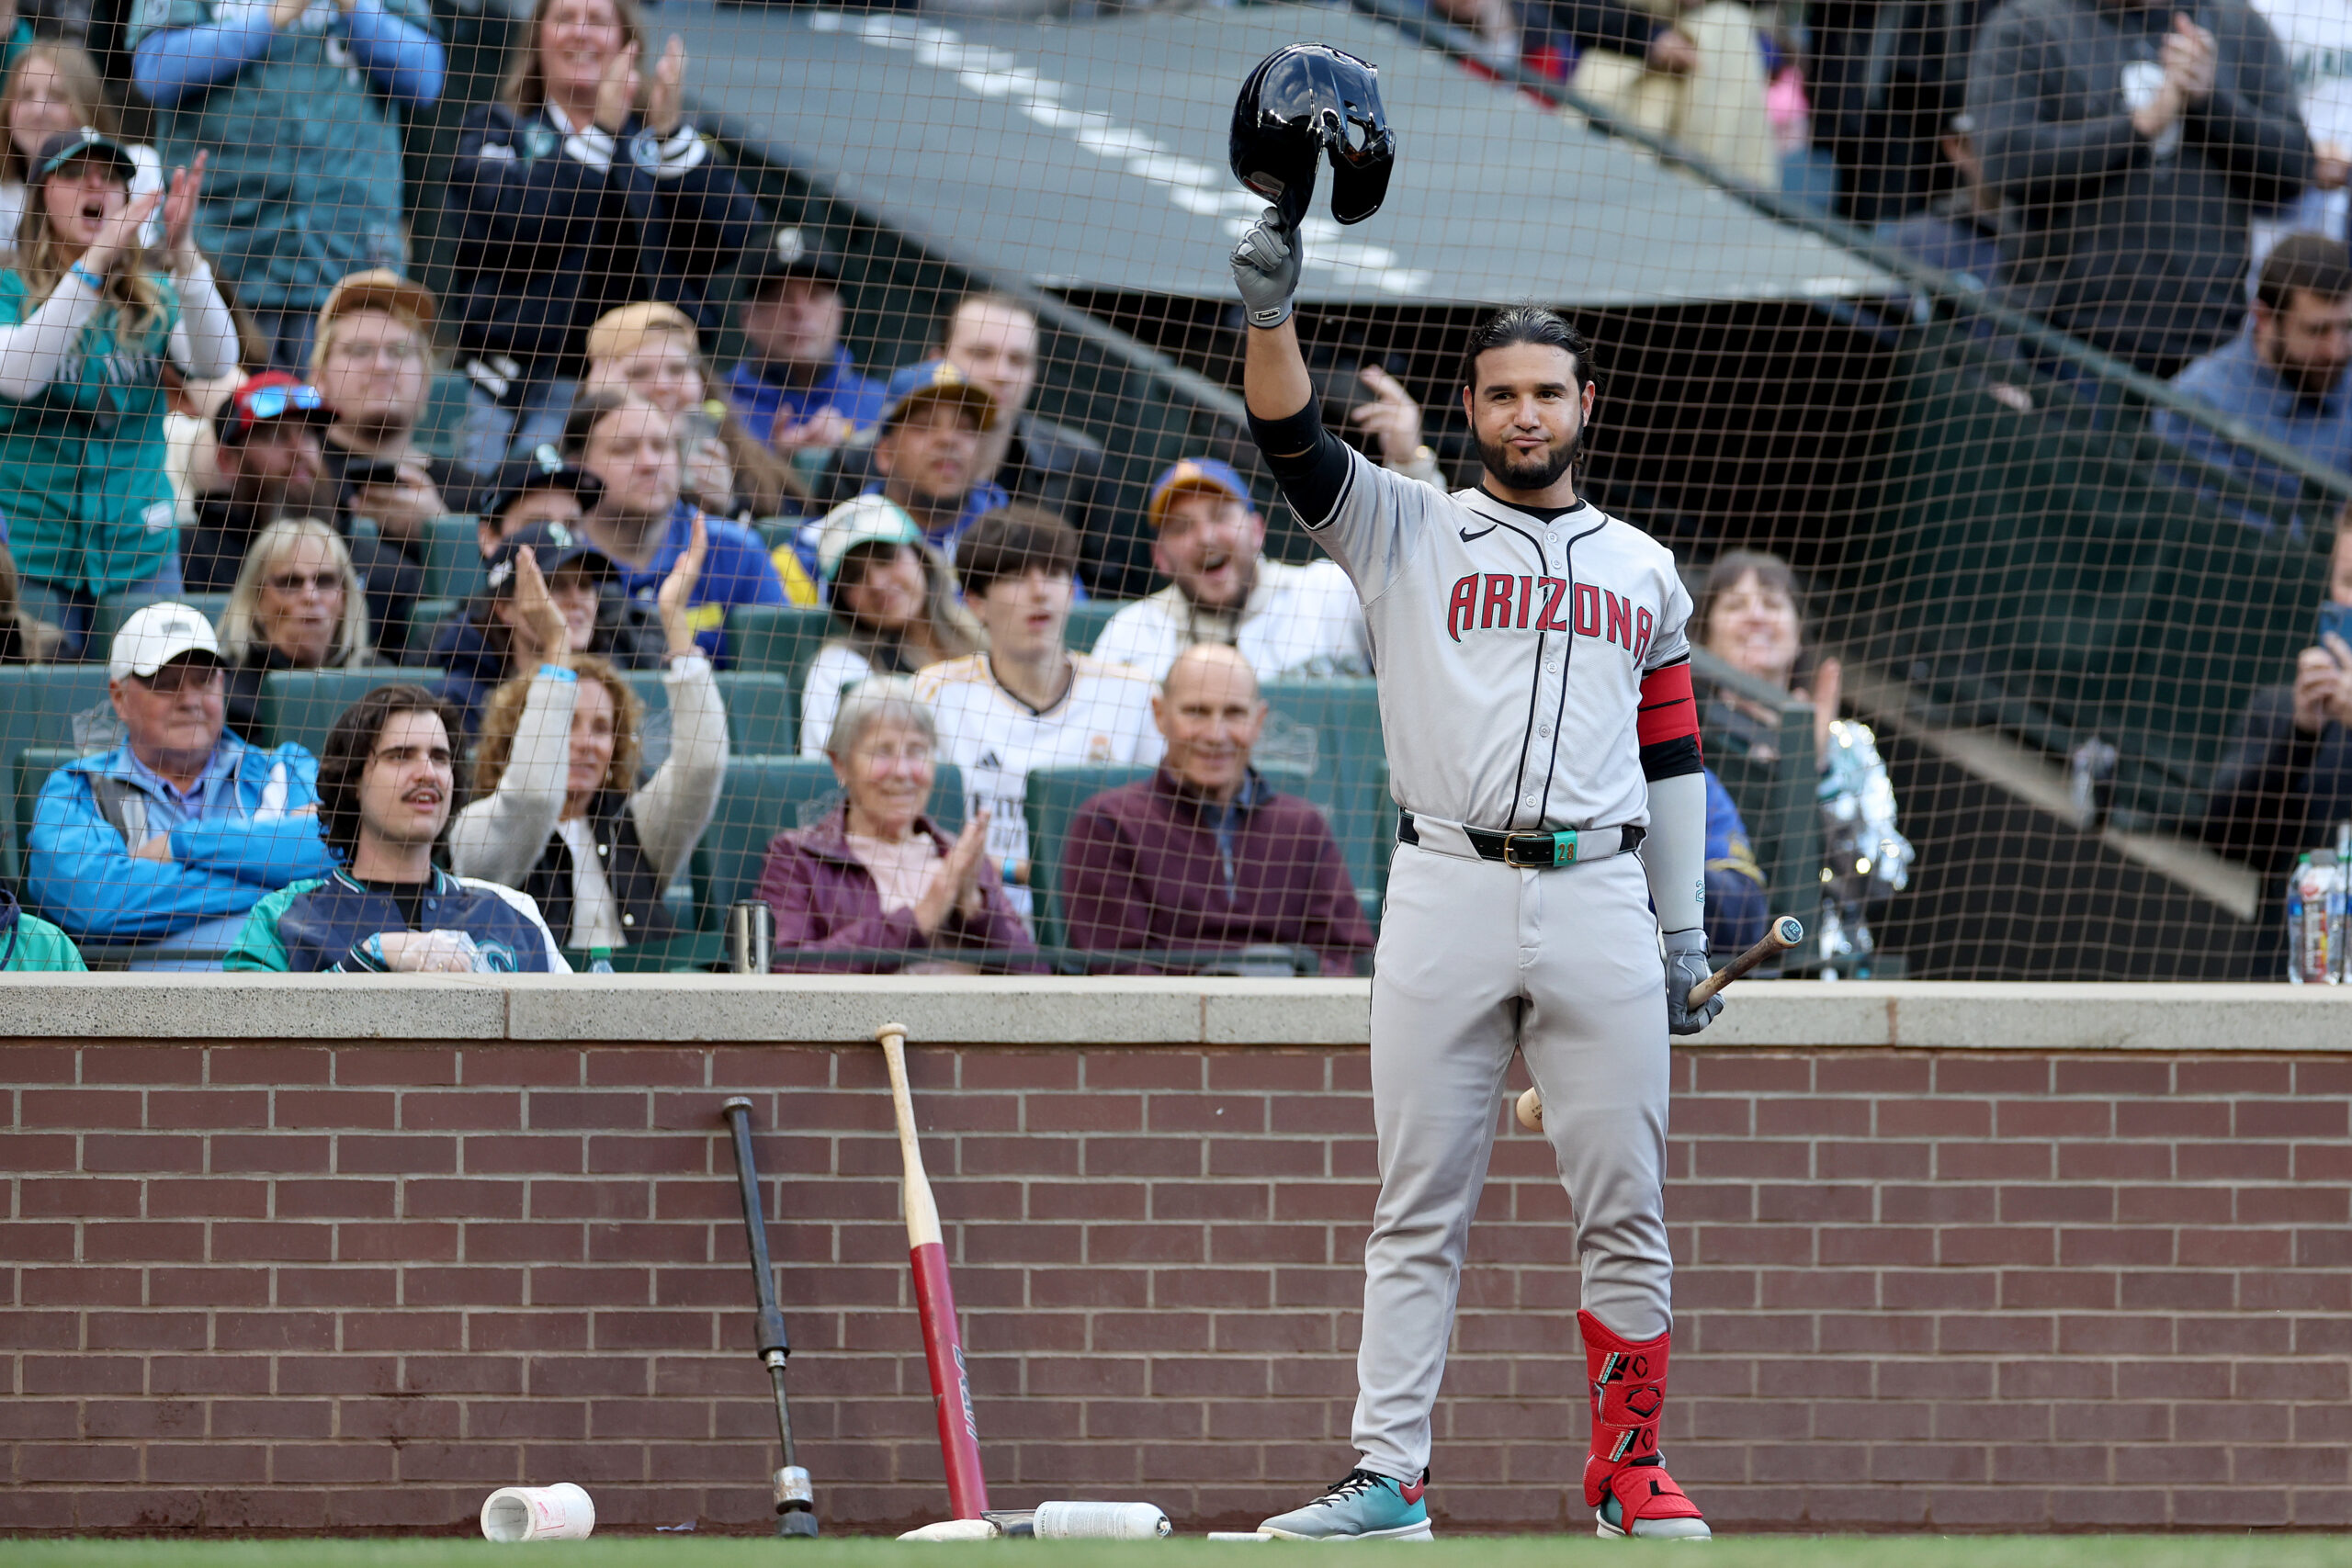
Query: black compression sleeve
1247,400,1352,525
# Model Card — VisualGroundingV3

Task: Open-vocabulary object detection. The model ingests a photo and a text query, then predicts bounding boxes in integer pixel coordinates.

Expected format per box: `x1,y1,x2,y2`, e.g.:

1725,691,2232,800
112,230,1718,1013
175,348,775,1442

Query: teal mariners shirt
0,271,185,595
129,0,435,310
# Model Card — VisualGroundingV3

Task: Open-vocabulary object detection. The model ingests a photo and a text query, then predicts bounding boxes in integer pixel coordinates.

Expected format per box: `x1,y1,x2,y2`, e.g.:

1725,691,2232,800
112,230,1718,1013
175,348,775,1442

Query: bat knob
1772,916,1804,945
1514,1086,1544,1132
875,1021,910,1043
720,1096,753,1115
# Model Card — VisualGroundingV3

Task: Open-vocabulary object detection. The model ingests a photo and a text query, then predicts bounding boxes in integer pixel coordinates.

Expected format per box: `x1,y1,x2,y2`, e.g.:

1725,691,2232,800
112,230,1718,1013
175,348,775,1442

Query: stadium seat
616,670,797,761
1023,764,1156,952
11,746,80,887
257,668,428,759
1068,600,1122,660
416,515,488,604
91,591,231,654
725,604,834,687
406,597,463,650
695,754,966,929
0,667,118,889
1258,678,1395,921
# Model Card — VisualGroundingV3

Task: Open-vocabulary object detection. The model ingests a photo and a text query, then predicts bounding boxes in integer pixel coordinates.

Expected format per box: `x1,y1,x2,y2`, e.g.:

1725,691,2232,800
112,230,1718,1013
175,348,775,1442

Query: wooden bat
1515,916,1804,1132
876,1022,989,1520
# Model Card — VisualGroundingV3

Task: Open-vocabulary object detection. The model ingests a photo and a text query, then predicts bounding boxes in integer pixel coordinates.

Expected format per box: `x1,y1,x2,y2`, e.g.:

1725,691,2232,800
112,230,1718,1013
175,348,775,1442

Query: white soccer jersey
1306,445,1693,834
1090,556,1370,680
913,652,1164,919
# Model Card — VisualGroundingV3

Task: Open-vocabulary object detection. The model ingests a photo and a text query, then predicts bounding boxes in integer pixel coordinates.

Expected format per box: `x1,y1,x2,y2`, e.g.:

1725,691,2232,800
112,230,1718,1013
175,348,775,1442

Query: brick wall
4,1039,2349,1535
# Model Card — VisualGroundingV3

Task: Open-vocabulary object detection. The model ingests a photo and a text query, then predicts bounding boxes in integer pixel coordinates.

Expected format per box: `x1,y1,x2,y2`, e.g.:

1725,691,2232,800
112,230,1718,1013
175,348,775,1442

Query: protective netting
1,0,2348,980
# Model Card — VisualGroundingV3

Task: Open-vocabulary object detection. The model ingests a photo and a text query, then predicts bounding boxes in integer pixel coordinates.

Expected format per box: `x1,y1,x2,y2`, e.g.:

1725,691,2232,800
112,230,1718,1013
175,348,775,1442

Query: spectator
0,0,29,70
473,444,603,557
1060,643,1374,975
184,372,341,588
1554,0,1780,187
724,226,886,463
2154,232,2352,514
1702,766,1768,956
2202,520,2352,957
563,389,787,663
833,294,1111,587
1,531,51,660
1698,549,1914,975
1808,0,2000,224
579,301,803,525
1,886,85,970
429,518,661,734
1875,110,2006,288
860,365,1002,559
2247,0,2352,266
443,0,757,468
759,676,1034,973
311,270,481,551
3,131,236,660
28,603,334,966
216,517,373,735
225,685,569,972
914,506,1160,921
1092,457,1368,681
1967,0,2311,378
0,44,164,254
130,0,444,370
798,494,984,758
448,521,723,950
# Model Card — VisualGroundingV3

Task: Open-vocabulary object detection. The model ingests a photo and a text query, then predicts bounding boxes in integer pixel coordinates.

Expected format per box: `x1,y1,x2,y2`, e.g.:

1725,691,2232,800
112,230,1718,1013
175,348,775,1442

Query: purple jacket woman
757,804,1036,974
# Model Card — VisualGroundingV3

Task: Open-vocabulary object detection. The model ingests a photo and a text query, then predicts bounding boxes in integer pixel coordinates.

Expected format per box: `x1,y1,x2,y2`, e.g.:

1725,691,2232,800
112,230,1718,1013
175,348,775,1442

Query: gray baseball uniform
1295,439,1705,1483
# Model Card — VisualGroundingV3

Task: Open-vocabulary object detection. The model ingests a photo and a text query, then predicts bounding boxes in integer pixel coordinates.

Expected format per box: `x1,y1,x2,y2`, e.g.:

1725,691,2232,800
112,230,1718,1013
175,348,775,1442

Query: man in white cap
1092,457,1369,682
27,604,335,967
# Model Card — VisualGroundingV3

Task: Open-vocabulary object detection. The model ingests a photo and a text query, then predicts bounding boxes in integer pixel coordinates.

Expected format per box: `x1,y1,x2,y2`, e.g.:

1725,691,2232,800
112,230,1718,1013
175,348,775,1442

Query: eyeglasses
240,383,326,423
326,339,425,367
266,570,343,595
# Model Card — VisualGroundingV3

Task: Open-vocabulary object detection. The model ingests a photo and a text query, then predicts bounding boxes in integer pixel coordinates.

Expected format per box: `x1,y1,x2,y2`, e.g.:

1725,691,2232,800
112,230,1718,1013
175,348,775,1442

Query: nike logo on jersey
1445,570,1654,660
1458,523,1498,543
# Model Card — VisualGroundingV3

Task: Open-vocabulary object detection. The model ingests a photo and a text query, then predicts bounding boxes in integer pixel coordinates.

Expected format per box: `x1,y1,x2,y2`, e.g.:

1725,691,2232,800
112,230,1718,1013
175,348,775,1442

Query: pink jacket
756,805,1038,973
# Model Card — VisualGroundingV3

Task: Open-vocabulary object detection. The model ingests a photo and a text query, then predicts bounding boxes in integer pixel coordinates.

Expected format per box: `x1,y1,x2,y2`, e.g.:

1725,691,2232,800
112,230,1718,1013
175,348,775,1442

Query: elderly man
28,604,335,967
1059,643,1374,976
228,685,567,973
1093,457,1368,681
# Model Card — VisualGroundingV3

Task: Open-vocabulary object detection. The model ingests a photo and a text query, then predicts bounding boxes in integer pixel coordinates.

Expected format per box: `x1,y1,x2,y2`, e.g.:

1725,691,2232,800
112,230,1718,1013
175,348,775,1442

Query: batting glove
1662,928,1723,1036
1230,206,1302,329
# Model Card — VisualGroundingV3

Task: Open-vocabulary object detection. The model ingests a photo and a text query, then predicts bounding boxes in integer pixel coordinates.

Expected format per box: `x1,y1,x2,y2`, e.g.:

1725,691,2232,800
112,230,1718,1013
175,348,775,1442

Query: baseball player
1232,210,1719,1542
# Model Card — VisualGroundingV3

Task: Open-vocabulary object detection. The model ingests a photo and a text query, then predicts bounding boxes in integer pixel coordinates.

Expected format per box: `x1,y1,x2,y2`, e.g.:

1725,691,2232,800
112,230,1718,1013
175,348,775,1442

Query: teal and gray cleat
1259,1467,1433,1541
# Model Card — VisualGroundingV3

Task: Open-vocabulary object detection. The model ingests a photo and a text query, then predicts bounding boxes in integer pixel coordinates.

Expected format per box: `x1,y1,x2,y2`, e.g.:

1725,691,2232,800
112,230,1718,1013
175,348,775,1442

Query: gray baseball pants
1351,840,1675,1482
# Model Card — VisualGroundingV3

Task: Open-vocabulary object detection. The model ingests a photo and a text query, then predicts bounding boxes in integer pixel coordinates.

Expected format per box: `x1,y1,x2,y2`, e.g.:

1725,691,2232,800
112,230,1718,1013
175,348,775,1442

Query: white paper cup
481,1483,596,1541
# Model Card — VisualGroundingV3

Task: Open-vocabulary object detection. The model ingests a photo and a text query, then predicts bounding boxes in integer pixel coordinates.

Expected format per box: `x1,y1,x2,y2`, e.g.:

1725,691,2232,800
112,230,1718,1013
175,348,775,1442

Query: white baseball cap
109,602,224,682
817,494,925,581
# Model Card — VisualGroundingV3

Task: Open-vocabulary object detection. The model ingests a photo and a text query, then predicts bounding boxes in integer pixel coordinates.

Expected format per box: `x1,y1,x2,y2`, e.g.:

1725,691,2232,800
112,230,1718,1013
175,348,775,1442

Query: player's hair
955,503,1080,600
317,684,462,860
2256,233,2352,312
1461,305,1597,395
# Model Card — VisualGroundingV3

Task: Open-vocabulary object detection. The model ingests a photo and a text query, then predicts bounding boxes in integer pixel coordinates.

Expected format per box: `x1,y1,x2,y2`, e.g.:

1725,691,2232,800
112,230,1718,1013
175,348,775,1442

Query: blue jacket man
28,604,334,965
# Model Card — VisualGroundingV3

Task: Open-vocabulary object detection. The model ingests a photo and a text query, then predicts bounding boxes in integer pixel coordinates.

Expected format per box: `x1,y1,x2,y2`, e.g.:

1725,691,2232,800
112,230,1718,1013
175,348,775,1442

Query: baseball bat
718,1097,819,1538
876,1022,989,1520
1516,916,1804,1132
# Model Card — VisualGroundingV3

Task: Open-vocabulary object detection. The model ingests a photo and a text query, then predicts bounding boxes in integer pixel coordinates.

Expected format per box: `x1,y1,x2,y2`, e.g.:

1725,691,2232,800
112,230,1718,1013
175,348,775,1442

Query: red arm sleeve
1637,659,1703,780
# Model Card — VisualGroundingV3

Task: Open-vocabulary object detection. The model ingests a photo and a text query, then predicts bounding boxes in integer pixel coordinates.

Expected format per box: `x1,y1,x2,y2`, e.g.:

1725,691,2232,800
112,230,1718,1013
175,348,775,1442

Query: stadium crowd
0,0,2346,978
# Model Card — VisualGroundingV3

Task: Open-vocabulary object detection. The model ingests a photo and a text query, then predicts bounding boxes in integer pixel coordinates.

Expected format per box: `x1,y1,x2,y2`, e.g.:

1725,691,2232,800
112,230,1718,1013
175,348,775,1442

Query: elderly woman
216,518,373,735
1698,549,1915,976
759,678,1033,973
447,520,725,950
798,494,984,757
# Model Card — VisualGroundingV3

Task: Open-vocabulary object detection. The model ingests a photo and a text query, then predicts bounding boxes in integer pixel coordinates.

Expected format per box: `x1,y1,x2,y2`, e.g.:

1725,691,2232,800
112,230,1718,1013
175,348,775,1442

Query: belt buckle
1501,829,1576,868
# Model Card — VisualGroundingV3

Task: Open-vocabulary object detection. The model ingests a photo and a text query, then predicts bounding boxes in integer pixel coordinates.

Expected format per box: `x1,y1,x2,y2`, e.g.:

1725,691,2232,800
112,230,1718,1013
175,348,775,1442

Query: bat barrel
910,1240,989,1517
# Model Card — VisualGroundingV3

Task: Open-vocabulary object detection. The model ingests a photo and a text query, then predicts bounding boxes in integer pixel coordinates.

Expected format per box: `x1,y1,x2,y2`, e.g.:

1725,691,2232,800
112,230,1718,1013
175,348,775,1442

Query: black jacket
1967,0,2311,374
511,787,682,946
181,496,426,663
443,102,761,377
2203,682,2352,872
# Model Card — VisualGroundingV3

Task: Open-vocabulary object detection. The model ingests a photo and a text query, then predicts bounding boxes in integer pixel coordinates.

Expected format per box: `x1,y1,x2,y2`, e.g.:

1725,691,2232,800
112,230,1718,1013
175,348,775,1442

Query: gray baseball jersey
1304,444,1697,834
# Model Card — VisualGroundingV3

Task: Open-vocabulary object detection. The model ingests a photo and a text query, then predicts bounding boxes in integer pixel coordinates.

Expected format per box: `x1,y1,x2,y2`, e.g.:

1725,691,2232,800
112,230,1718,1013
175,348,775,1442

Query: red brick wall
4,1041,2349,1535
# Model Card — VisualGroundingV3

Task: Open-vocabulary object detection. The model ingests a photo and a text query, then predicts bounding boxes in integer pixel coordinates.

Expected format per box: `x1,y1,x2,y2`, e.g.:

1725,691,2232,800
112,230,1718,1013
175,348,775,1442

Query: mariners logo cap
880,358,999,432
816,493,925,581
746,225,844,289
33,126,136,185
109,602,223,682
1147,457,1252,529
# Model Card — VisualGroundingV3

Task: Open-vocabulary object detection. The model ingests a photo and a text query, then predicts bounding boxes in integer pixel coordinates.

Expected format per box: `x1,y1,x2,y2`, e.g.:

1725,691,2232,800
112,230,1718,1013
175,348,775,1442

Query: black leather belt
1398,811,1645,868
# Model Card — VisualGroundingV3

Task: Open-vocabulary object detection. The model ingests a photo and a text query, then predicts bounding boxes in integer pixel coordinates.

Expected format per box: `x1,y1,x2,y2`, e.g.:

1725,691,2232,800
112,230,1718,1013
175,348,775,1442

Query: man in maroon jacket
1060,644,1374,975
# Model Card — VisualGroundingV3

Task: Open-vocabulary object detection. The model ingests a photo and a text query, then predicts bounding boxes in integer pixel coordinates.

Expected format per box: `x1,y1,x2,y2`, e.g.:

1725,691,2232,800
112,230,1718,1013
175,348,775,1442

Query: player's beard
1476,420,1581,492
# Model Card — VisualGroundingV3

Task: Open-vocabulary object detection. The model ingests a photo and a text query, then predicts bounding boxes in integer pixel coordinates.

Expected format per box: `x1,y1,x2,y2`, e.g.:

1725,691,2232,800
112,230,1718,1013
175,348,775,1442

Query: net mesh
1,0,2347,981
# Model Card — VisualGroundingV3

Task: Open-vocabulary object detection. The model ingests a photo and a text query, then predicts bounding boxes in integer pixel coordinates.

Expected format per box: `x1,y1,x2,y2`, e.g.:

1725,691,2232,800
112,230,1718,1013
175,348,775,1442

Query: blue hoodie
28,734,336,949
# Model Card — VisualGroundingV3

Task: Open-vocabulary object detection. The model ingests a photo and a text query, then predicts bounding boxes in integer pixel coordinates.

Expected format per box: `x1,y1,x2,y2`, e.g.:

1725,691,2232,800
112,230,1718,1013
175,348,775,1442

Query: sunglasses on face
240,384,327,423
266,570,343,595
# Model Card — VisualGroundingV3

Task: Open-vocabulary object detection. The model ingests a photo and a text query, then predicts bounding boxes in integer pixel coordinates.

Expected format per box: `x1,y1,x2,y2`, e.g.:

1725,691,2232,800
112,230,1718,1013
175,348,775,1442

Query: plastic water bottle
588,947,615,975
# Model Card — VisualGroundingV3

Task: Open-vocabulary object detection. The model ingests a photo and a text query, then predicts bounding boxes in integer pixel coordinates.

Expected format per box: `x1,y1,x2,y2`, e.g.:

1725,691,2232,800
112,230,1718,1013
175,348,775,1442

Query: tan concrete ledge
1,974,2347,1050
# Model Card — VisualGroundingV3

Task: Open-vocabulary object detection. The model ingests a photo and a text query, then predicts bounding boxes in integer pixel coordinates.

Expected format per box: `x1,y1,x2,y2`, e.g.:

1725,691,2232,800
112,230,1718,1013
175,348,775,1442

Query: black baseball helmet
1229,43,1396,229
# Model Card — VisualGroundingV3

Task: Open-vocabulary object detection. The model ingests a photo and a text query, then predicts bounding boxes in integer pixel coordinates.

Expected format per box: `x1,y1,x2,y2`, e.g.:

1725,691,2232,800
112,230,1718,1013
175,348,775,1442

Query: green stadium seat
12,746,81,887
91,592,231,656
1023,764,1156,951
406,597,464,651
413,371,476,464
1258,678,1395,920
614,669,797,761
257,668,428,759
0,667,117,889
1068,600,1123,660
725,604,835,687
416,515,487,603
696,754,966,929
